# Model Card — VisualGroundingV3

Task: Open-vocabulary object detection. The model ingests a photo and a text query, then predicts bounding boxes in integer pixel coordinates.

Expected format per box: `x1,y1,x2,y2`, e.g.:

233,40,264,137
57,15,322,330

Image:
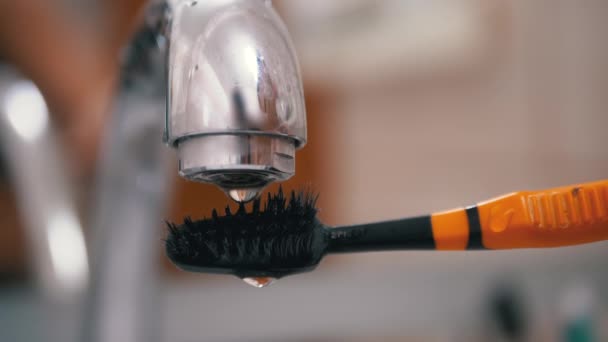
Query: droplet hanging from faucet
226,188,261,203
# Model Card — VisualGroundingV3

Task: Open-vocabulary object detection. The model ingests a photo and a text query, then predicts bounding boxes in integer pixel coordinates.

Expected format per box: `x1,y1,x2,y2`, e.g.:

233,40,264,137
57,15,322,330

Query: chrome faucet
165,0,307,202
90,1,306,342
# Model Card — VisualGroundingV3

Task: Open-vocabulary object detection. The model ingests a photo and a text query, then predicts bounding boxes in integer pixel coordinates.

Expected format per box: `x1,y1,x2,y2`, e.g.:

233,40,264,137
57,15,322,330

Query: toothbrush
166,180,608,279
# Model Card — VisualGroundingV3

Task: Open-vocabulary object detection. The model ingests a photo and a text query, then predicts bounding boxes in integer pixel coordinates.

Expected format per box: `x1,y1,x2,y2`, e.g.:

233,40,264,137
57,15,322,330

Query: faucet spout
165,0,307,201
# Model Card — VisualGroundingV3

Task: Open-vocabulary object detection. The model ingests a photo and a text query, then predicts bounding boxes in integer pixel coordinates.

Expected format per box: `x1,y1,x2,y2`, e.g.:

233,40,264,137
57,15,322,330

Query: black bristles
252,197,260,214
165,187,326,278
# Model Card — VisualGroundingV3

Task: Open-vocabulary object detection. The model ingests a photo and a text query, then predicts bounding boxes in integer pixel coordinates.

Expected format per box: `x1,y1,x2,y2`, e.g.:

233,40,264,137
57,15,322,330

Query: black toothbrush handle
326,179,608,253
327,215,436,253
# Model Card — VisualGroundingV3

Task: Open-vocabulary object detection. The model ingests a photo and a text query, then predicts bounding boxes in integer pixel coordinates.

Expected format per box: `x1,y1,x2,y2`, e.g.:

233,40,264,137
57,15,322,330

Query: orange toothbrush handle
431,180,608,250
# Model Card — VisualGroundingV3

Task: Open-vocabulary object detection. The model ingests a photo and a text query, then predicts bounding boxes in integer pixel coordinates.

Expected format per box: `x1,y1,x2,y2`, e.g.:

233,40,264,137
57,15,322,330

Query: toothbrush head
165,188,328,279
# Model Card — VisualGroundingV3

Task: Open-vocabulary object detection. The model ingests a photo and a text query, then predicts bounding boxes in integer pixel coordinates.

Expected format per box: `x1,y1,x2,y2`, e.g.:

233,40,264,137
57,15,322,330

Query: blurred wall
282,0,608,223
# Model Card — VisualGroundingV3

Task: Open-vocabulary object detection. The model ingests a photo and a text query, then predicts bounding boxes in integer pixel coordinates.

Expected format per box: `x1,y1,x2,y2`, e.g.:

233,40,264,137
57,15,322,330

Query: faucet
165,0,307,202
88,1,306,342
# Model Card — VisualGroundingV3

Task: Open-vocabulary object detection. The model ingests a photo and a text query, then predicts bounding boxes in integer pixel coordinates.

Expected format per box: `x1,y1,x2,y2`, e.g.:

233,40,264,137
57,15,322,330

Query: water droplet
226,188,261,203
242,277,276,288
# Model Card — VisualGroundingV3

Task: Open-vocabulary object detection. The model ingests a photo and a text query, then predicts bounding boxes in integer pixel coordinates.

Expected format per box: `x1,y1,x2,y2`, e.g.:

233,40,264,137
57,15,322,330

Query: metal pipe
84,4,172,341
0,65,89,342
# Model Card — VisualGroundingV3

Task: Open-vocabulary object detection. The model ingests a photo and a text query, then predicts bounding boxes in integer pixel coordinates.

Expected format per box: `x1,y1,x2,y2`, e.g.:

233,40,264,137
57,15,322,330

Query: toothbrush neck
327,216,436,253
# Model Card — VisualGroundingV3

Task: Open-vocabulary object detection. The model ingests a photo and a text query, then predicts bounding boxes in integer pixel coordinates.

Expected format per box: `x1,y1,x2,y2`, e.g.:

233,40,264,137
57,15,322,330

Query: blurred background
0,0,607,341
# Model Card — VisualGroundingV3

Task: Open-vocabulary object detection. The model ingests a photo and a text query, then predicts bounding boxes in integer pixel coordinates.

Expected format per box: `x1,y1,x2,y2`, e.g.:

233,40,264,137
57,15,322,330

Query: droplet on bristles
242,277,276,288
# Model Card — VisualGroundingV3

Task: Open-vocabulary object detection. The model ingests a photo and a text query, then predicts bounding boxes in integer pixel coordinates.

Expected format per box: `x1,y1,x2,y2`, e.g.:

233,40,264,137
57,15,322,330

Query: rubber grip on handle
476,179,608,249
